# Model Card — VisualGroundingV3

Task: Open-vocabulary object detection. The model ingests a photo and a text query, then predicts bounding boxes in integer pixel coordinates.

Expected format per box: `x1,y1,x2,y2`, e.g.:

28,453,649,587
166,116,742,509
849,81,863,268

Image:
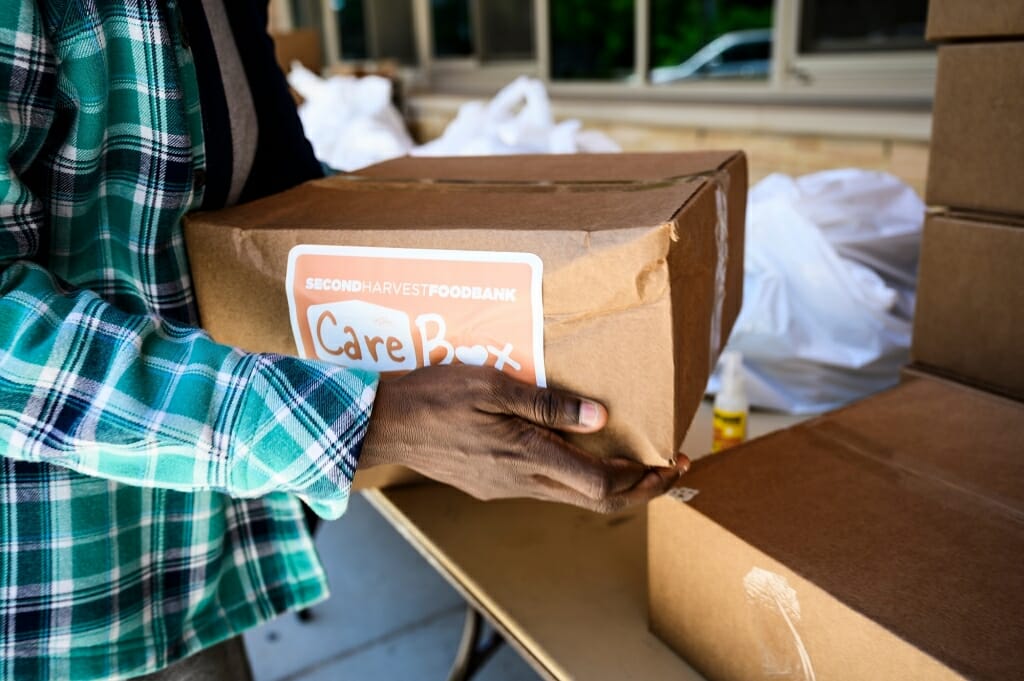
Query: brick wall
410,112,930,197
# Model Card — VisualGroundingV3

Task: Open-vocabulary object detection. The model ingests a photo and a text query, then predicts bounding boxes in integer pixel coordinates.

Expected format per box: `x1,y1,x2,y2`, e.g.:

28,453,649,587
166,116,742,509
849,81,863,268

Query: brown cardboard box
649,376,1024,681
927,42,1024,217
271,28,323,105
271,29,322,74
911,212,1024,400
185,152,746,482
926,0,1024,41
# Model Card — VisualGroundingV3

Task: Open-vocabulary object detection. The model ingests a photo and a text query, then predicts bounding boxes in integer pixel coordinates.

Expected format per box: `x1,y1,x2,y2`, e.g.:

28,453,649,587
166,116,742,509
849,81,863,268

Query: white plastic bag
290,69,618,169
413,76,620,157
288,63,414,172
708,170,925,414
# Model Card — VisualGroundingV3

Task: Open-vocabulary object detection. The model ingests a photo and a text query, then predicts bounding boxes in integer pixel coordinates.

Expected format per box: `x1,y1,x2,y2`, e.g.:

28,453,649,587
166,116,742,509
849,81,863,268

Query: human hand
359,365,690,513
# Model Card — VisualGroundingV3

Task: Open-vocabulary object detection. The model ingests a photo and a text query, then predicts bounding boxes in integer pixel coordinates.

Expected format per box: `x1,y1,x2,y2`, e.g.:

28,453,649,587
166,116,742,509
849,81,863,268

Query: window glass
433,0,475,57
649,0,772,84
721,40,771,63
371,0,417,64
550,0,635,80
291,0,322,29
336,0,417,64
799,0,930,54
479,1,535,61
336,0,368,61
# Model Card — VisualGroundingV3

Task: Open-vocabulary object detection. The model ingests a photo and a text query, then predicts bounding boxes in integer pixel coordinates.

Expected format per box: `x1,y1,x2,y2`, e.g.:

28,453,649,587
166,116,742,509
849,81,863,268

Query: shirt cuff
229,352,378,519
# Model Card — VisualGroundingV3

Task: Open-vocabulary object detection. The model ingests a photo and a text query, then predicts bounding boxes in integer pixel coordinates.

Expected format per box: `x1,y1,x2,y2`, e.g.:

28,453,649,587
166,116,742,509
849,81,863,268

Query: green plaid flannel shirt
0,1,378,678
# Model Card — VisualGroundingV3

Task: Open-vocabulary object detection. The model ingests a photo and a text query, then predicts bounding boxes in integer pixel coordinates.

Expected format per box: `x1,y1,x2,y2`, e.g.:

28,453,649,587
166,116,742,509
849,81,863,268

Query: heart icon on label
455,344,489,366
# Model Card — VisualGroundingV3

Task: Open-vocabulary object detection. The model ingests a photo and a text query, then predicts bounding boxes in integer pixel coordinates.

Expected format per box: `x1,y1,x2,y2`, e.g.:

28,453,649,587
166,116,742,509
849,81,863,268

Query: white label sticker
286,245,546,386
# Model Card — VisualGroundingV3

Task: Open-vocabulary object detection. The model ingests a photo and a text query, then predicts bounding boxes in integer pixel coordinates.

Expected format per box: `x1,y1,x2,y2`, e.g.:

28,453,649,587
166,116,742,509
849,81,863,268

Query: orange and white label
286,245,546,386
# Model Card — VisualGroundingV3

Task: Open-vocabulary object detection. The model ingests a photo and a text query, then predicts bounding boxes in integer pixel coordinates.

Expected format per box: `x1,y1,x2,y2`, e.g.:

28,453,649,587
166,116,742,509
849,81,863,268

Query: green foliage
650,0,772,68
547,0,770,79
550,0,635,80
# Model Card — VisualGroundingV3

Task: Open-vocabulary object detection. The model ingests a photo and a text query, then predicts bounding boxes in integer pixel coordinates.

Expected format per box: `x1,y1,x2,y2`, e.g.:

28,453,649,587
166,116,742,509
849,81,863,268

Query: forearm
0,260,378,518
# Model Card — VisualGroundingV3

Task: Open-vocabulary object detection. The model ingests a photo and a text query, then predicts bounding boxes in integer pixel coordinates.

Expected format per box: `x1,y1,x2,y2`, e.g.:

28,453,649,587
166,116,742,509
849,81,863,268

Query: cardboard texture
912,213,1024,401
926,0,1024,41
369,484,706,680
927,42,1024,218
271,28,321,104
271,29,322,74
648,376,1024,681
185,152,747,484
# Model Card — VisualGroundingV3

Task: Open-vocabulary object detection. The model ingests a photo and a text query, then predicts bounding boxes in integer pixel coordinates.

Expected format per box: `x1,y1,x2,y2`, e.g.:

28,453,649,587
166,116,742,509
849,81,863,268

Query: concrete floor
244,493,541,681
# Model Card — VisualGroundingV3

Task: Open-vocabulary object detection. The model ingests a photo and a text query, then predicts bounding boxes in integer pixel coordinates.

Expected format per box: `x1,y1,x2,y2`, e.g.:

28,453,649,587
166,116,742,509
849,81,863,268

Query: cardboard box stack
916,0,1024,397
648,4,1024,679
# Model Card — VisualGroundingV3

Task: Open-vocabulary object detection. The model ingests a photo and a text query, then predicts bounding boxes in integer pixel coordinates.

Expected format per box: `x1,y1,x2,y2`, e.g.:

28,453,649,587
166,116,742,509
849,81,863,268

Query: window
334,0,417,64
799,0,930,54
432,0,474,57
428,1,535,62
478,1,535,61
550,0,634,80
313,0,933,104
336,0,368,60
781,0,934,99
649,0,773,84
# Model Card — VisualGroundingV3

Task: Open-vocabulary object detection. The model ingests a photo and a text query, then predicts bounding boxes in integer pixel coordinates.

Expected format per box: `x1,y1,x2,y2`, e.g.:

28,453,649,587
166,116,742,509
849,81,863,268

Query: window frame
321,0,935,107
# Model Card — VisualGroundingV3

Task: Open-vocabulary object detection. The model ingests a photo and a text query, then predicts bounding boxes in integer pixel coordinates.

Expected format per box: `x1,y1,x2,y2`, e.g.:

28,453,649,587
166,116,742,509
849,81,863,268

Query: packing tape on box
334,170,732,374
668,487,817,680
334,170,727,192
708,174,730,374
743,567,817,681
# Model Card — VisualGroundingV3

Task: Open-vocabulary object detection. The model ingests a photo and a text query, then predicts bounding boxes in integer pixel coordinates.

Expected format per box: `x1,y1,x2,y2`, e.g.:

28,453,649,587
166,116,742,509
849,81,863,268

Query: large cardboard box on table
926,0,1024,41
649,375,1024,681
185,152,746,487
927,42,1024,217
911,212,1024,400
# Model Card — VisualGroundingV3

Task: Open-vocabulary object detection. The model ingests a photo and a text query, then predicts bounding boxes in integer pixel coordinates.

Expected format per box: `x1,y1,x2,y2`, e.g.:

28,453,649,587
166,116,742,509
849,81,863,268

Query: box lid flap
188,152,741,234
672,377,1024,680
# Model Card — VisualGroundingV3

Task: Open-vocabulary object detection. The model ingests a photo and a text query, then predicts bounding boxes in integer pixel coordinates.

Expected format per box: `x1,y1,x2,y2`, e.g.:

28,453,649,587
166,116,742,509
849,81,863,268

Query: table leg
447,605,506,681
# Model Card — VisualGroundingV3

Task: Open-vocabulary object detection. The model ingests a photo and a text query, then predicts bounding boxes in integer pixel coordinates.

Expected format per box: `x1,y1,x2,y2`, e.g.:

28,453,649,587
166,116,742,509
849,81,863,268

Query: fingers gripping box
184,152,746,485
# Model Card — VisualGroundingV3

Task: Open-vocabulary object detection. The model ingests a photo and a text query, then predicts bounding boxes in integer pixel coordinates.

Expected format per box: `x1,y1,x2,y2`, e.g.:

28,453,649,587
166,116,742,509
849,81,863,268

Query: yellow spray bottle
712,351,748,453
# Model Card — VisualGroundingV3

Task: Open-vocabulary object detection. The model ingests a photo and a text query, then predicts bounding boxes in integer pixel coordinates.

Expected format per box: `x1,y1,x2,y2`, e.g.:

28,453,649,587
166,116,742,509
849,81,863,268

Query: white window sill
406,91,932,142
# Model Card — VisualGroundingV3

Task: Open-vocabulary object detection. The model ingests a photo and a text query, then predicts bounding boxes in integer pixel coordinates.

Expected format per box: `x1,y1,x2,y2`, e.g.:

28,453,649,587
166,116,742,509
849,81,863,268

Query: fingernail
578,400,600,428
676,454,691,473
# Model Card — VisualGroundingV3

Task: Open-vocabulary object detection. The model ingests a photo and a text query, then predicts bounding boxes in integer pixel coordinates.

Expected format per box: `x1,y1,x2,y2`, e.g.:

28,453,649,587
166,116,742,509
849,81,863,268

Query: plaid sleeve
0,265,378,519
0,4,377,520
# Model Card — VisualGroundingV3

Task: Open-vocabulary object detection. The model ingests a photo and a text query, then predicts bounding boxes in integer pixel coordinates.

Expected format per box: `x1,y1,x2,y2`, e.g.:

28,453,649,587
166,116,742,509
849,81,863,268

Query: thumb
499,379,608,434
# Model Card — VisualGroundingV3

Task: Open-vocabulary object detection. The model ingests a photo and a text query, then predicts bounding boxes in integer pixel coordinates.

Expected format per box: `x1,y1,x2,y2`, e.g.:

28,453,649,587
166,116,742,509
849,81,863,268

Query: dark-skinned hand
359,365,691,514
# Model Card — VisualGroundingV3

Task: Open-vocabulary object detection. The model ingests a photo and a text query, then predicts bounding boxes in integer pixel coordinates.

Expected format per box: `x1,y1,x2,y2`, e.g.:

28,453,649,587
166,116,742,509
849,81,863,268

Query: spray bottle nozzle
720,350,745,397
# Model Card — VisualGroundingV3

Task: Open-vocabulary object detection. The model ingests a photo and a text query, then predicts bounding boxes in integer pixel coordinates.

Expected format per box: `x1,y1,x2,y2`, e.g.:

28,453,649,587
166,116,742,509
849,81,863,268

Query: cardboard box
185,152,746,480
272,29,322,104
911,212,1024,400
926,0,1024,41
271,29,322,74
649,376,1024,681
927,42,1024,218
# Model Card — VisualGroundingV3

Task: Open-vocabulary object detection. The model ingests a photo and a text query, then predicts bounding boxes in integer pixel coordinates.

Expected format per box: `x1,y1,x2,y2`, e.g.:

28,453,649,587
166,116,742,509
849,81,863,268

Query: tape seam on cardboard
709,175,730,372
743,567,817,681
329,170,727,193
813,420,1024,523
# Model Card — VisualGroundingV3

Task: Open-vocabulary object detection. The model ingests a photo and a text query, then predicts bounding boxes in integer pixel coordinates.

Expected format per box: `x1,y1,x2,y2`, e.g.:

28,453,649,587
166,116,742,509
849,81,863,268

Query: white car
650,28,772,83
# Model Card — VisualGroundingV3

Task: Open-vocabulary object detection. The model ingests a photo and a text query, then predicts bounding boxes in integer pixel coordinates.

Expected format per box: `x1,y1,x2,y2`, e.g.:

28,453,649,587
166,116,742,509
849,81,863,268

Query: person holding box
0,2,690,679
